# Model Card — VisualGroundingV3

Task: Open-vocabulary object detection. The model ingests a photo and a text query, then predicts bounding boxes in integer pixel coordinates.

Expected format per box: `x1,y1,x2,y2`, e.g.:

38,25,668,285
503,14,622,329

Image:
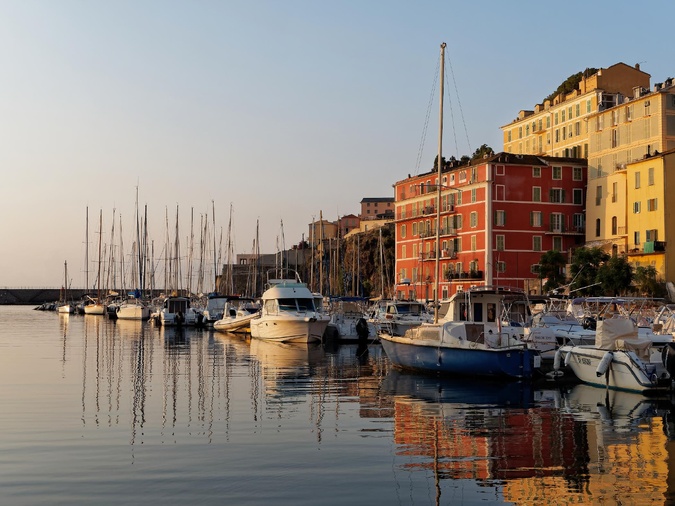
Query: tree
544,68,598,103
596,255,633,296
471,144,495,161
536,250,566,293
569,247,609,296
633,265,665,297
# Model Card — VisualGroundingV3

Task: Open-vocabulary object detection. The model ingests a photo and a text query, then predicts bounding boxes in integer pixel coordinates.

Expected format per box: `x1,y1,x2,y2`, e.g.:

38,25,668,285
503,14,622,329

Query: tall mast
135,186,142,292
212,200,217,291
85,206,89,293
434,42,446,323
96,209,103,299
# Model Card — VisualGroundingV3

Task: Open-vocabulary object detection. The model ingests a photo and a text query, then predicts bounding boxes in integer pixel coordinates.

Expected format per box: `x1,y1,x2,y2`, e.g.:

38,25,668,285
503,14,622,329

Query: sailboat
57,260,75,314
84,210,106,315
378,43,541,379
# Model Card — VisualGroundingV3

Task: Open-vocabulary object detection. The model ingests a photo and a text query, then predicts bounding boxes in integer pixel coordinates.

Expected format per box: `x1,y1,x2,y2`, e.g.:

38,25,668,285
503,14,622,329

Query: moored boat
249,270,330,343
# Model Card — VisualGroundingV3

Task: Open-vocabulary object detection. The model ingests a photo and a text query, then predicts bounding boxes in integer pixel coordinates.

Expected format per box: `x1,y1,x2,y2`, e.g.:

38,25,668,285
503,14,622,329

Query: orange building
393,153,587,300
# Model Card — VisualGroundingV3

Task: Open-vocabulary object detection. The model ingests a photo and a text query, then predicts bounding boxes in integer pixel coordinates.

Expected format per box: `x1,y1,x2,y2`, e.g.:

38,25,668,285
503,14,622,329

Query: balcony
628,241,666,255
545,223,585,235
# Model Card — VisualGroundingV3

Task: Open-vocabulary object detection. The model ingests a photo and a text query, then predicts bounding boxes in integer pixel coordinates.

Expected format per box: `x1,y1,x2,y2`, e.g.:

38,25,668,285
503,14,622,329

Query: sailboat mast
85,206,89,293
434,42,446,323
96,209,102,299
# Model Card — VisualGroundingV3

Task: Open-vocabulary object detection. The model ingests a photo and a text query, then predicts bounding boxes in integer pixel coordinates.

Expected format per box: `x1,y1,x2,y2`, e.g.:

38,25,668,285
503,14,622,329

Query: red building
394,153,587,300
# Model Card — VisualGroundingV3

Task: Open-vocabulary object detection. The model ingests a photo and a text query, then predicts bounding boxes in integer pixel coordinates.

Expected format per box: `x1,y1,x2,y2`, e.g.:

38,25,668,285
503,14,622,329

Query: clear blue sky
1,0,673,287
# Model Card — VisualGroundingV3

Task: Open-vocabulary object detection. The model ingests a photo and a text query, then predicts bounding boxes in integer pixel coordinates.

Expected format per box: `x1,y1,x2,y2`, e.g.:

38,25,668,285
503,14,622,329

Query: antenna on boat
433,42,446,324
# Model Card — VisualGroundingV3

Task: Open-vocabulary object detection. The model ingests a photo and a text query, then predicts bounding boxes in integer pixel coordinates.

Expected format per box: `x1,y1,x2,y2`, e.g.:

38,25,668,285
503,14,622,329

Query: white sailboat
57,261,75,314
84,210,105,315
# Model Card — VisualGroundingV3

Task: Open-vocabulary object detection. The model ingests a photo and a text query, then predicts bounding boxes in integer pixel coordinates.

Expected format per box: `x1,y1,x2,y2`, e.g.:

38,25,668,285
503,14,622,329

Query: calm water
2,306,675,505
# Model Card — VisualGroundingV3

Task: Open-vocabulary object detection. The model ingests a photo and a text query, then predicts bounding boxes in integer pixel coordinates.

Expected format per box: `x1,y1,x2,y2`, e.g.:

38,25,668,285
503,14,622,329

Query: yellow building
625,150,675,281
501,63,650,158
584,78,675,281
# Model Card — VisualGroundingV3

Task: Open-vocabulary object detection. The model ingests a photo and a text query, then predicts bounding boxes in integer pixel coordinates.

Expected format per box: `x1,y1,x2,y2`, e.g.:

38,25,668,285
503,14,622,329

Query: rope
414,58,440,176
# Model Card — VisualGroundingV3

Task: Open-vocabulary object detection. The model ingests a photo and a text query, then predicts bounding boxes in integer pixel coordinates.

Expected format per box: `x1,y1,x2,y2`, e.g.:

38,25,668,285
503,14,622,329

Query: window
471,188,476,203
552,166,562,180
646,229,658,242
612,182,617,203
634,231,640,246
470,212,477,228
494,210,506,226
530,264,540,274
531,211,542,227
648,167,655,185
401,245,406,259
456,191,462,205
471,167,478,182
611,129,619,148
633,201,641,214
573,214,584,231
554,112,559,125
647,198,658,211
471,235,476,251
573,167,582,180
533,186,541,202
635,171,641,189
595,185,602,206
496,261,506,273
573,188,583,205
496,165,505,176
595,218,601,237
496,235,505,251
412,222,418,235
575,103,580,117
400,224,406,238
586,99,591,113
532,167,541,178
611,216,617,235
552,237,563,251
507,131,512,142
550,213,563,233
561,109,566,122
626,105,633,121
549,188,565,203
533,236,542,252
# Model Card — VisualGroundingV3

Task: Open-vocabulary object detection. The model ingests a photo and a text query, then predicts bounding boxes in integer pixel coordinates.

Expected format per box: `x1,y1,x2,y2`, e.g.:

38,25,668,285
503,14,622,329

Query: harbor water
2,305,675,505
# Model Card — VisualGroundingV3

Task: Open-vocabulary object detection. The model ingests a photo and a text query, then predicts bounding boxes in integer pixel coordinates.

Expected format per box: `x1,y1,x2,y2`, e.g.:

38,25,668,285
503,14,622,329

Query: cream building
502,63,650,158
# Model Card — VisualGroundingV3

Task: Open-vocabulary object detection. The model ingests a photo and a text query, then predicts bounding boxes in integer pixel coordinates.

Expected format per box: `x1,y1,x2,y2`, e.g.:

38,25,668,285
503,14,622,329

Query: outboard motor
582,317,596,331
355,318,370,341
661,343,675,379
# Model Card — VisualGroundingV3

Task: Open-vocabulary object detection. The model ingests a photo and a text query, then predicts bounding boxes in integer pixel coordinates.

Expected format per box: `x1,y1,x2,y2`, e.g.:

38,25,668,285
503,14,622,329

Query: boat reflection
382,370,675,504
249,339,325,395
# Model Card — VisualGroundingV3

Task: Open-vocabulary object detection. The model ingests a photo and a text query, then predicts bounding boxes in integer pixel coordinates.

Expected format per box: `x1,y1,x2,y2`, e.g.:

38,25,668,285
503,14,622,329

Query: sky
1,0,673,288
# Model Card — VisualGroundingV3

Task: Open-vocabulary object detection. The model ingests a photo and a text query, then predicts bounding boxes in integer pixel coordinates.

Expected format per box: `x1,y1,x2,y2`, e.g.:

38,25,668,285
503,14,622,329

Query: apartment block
501,63,650,158
393,153,587,301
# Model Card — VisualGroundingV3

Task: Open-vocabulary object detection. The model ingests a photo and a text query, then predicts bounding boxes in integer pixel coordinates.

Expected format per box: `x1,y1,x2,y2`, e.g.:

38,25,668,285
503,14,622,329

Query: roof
361,197,394,203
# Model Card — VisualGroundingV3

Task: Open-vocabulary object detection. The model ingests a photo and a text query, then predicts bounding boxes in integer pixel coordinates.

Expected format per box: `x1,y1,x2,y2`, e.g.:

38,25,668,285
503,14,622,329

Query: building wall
394,154,587,300
502,63,650,159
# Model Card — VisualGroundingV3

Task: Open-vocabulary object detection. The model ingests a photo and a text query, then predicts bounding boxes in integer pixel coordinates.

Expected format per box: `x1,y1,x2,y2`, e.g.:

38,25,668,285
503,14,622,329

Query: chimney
635,63,640,71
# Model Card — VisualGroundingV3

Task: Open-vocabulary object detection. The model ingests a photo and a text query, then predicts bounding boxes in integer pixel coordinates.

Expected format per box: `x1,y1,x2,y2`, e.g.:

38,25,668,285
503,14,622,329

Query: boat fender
564,350,572,367
553,349,563,370
596,351,613,377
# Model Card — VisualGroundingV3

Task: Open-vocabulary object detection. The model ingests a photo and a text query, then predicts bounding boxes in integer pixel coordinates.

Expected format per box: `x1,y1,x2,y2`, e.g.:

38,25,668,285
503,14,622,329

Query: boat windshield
277,298,315,312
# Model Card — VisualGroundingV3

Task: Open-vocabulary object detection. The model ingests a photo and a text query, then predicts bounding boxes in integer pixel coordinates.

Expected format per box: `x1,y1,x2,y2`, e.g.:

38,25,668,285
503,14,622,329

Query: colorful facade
501,62,650,158
393,153,587,300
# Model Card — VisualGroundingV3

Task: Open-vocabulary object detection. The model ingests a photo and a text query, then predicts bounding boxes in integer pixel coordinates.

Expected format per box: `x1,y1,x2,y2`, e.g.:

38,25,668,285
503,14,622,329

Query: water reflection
382,370,675,504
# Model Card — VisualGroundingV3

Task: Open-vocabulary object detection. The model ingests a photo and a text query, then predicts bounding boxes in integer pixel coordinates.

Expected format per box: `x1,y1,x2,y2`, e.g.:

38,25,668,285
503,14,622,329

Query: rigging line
444,48,471,154
414,57,440,176
443,62,459,159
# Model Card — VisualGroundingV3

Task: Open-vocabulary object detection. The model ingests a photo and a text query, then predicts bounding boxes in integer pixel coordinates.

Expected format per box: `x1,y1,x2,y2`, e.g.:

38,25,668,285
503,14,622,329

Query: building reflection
383,371,675,504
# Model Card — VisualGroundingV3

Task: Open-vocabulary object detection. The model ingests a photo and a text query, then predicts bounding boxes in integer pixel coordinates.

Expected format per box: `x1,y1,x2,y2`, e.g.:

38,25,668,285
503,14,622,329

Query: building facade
501,63,650,158
394,153,587,301
360,197,394,219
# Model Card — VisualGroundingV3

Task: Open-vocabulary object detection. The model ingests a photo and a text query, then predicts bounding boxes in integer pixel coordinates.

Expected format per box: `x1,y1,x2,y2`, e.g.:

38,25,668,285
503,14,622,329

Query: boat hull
380,334,539,379
560,345,671,393
116,304,150,321
250,316,329,343
84,304,105,315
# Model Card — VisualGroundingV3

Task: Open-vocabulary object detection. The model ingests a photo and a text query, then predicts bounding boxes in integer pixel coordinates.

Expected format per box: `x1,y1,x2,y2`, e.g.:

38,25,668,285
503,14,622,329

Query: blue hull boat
379,322,541,379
